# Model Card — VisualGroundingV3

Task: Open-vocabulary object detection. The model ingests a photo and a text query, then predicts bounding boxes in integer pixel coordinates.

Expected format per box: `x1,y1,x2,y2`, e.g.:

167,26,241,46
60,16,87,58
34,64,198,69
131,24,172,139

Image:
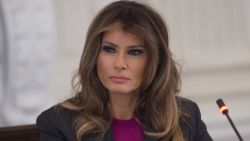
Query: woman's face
97,23,147,95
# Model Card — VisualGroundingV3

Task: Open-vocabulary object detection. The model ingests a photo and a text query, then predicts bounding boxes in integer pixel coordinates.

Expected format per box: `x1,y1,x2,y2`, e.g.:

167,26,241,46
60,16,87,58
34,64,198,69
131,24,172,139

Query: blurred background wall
0,0,249,140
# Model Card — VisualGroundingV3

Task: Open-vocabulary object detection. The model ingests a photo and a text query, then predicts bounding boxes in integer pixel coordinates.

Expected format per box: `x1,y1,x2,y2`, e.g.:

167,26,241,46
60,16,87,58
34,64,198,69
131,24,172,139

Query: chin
109,90,131,95
108,87,139,95
108,87,130,94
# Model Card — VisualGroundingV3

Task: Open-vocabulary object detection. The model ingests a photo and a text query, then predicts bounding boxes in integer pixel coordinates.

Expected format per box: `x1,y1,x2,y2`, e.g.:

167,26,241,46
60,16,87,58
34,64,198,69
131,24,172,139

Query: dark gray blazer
36,98,213,141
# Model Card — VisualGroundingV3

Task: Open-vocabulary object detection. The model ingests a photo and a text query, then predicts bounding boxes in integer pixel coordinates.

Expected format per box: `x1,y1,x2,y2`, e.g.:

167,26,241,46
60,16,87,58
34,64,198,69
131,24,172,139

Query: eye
102,46,116,53
128,49,144,56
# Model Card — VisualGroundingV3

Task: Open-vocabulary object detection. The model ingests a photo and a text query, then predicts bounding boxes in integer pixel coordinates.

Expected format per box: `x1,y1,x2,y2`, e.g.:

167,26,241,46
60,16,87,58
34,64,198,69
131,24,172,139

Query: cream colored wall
0,0,56,126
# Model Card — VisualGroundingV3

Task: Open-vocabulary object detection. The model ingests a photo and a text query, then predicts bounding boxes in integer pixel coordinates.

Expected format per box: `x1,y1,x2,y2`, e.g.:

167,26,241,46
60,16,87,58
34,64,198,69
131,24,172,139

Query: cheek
97,55,105,78
133,59,147,89
131,59,147,78
97,54,111,78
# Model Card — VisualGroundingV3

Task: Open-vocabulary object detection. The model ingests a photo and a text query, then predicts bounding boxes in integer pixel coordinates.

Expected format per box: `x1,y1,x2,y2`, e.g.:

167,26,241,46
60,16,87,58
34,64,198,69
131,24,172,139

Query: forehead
102,22,143,43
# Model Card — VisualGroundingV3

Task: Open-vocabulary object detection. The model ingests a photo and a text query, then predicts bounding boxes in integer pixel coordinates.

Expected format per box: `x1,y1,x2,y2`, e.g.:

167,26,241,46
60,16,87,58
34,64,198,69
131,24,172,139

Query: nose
114,53,127,70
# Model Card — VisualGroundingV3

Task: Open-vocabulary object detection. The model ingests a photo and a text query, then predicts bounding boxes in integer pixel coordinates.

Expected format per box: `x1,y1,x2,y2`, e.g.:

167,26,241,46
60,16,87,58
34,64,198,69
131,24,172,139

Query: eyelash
102,46,116,53
101,46,144,56
128,49,144,56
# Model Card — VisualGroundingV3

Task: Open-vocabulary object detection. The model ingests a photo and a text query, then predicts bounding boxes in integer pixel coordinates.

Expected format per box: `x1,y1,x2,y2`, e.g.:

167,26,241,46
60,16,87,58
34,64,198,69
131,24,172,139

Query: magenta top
111,118,143,141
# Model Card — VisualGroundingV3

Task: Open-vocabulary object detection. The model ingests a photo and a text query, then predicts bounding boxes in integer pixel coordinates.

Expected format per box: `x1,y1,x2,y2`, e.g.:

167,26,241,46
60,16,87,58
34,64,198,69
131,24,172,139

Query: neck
109,92,140,120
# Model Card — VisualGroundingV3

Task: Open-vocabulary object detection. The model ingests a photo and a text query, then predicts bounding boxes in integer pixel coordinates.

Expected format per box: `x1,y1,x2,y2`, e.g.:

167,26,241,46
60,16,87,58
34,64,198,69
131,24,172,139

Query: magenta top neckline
111,117,143,141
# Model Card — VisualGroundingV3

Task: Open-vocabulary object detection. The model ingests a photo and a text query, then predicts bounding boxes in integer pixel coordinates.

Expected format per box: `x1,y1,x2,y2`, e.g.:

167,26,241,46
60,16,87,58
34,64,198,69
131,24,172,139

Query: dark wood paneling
0,124,40,141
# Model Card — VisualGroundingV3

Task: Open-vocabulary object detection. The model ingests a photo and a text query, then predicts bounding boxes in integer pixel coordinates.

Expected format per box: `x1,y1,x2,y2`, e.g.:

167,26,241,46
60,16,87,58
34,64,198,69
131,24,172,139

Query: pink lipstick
110,76,130,83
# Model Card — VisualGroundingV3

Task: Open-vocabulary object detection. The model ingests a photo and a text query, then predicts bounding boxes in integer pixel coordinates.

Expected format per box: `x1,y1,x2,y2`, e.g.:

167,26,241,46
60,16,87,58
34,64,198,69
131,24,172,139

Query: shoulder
37,104,81,124
177,97,198,109
177,97,201,131
177,97,201,120
177,97,213,141
36,104,81,140
177,97,204,122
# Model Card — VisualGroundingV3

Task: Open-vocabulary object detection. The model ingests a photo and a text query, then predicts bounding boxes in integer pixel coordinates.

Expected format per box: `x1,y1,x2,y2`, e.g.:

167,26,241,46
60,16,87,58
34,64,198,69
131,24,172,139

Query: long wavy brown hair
62,1,185,141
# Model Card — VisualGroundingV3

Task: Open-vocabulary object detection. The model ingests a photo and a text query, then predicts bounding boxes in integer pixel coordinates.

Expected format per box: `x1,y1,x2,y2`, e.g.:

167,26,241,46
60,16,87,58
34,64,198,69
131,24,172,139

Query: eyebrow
101,41,144,49
101,41,118,47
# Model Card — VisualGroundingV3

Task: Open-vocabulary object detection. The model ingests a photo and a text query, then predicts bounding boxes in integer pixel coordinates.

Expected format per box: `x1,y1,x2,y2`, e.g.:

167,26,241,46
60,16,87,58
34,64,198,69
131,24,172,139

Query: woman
37,1,213,141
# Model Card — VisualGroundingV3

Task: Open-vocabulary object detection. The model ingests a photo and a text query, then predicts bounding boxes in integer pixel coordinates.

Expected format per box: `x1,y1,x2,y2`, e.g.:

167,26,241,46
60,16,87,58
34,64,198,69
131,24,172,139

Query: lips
110,76,130,83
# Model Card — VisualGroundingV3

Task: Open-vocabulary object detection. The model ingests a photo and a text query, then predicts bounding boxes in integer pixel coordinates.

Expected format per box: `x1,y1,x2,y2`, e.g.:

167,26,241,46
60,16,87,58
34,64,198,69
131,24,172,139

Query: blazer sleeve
36,106,76,141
